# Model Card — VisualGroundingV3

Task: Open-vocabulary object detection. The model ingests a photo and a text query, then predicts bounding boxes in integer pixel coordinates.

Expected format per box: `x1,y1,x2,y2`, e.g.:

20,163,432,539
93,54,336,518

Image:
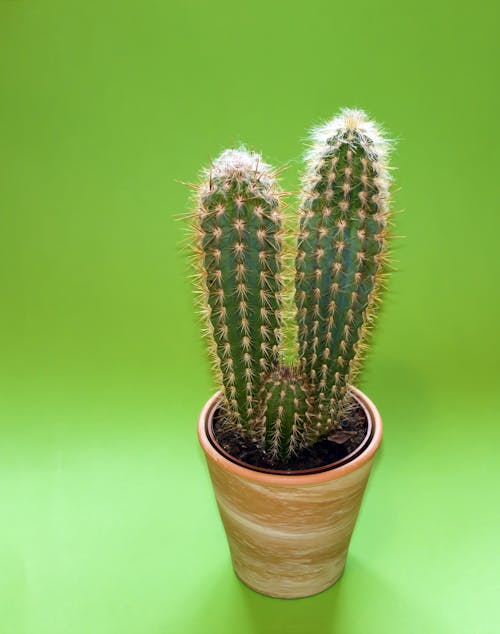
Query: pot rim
198,386,383,486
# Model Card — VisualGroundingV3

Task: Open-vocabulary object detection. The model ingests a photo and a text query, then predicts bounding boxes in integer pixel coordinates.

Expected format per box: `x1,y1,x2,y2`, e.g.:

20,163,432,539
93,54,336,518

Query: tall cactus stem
295,109,392,433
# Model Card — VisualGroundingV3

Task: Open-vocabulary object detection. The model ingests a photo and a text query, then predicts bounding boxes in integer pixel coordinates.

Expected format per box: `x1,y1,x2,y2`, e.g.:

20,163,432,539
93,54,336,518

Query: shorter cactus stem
259,368,311,462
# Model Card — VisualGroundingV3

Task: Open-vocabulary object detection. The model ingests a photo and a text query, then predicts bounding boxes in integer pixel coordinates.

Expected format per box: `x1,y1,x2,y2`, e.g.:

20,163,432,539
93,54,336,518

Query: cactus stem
189,112,393,463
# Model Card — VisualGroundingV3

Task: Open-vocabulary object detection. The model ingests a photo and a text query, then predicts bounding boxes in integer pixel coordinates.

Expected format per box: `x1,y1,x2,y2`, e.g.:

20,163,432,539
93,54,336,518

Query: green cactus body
196,149,284,430
191,110,392,464
259,368,311,462
295,110,391,434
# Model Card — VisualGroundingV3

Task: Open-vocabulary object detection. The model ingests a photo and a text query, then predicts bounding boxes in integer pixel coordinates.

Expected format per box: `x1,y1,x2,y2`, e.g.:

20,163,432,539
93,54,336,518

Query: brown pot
197,387,383,599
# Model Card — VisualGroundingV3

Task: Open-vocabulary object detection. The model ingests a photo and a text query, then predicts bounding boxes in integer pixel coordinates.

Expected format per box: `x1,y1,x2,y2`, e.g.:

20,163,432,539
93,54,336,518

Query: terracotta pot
197,387,383,599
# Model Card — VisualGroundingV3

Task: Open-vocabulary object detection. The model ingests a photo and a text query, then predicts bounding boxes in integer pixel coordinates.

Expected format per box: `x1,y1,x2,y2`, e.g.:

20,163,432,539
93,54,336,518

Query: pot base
233,567,345,599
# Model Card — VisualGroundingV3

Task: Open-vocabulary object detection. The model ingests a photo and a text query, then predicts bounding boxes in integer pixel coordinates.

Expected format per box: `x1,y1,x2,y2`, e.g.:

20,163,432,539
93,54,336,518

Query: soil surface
212,401,369,473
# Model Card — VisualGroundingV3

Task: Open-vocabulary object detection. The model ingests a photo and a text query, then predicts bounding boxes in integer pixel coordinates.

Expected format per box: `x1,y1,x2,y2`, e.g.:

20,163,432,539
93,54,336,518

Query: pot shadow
171,554,446,634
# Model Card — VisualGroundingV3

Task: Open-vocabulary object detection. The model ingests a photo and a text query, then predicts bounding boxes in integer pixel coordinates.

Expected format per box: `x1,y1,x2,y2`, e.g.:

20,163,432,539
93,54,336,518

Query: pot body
197,387,383,599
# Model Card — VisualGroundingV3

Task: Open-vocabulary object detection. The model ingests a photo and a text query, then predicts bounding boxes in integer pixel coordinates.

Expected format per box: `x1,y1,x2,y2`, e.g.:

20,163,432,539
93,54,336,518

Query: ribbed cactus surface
191,110,392,465
195,150,284,430
258,367,311,462
295,110,391,434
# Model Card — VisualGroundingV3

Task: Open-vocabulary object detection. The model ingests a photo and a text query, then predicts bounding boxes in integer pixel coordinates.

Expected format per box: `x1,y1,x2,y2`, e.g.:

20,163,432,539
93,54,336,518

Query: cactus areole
190,109,392,469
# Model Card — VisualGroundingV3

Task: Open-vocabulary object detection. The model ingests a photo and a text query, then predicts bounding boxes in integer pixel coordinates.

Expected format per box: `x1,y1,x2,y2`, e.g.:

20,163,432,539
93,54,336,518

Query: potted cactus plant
189,109,393,598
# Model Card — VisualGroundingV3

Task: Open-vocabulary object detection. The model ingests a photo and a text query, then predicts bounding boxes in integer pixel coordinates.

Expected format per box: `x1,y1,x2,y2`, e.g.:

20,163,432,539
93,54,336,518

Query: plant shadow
172,554,446,634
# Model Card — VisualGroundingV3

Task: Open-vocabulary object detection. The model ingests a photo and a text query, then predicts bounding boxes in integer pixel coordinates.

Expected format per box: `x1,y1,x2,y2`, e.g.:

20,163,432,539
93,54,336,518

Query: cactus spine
295,110,391,435
258,367,311,462
195,149,284,431
192,110,392,465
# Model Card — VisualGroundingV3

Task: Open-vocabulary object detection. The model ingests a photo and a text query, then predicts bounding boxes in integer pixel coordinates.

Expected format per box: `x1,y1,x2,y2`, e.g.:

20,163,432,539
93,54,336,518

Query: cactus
258,367,311,462
191,109,392,465
295,109,391,436
193,149,284,432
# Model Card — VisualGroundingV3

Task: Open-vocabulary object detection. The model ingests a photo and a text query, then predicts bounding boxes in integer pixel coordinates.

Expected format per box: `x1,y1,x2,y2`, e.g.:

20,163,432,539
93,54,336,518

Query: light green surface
1,1,499,633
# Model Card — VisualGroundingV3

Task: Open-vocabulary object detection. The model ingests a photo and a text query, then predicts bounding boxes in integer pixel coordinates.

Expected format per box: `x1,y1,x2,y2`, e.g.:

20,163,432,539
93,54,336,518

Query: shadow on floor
171,554,446,634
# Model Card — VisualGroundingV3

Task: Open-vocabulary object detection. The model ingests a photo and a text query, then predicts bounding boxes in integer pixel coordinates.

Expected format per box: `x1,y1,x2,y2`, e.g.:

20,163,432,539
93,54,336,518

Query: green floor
1,1,499,632
1,378,498,633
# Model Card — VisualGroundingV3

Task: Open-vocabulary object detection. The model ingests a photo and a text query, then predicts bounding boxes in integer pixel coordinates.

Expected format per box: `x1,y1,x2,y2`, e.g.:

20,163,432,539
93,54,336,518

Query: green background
1,1,499,632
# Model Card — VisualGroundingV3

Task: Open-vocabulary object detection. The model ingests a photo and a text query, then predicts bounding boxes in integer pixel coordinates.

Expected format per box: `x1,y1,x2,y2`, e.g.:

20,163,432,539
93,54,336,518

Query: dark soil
212,401,369,473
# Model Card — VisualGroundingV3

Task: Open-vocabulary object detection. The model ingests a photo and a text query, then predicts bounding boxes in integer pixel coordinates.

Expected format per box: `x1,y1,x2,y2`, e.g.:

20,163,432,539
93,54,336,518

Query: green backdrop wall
1,1,498,633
